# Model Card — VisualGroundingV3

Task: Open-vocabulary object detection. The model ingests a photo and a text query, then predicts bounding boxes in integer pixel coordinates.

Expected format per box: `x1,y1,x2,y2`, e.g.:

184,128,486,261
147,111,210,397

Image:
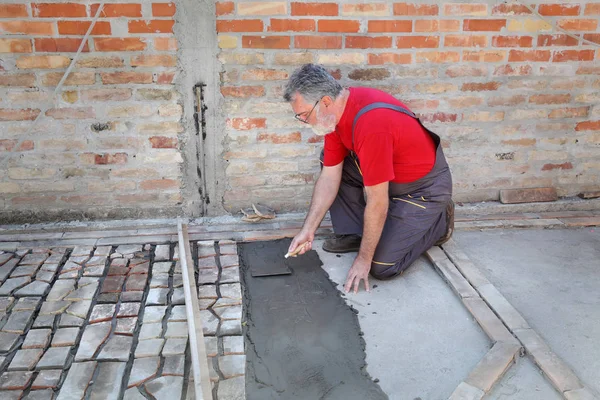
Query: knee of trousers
370,262,404,280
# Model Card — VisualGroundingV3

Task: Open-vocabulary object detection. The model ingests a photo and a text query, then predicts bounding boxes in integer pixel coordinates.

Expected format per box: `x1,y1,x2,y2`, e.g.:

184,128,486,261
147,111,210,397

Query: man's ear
321,96,333,107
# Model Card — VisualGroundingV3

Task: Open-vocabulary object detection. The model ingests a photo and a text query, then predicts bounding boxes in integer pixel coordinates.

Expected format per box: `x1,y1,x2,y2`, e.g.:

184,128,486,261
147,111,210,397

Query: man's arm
288,162,343,254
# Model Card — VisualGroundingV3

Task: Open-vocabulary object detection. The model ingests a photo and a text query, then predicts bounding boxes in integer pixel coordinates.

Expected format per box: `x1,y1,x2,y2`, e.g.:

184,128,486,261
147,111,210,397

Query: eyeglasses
294,100,320,124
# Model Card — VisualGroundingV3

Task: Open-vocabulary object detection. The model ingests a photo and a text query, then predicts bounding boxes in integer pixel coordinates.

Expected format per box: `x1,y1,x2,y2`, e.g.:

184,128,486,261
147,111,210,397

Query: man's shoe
435,200,455,246
322,234,362,253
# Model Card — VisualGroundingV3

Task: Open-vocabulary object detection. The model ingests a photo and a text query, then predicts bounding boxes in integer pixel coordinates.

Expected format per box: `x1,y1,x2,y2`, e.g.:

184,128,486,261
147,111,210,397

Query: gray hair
283,63,343,103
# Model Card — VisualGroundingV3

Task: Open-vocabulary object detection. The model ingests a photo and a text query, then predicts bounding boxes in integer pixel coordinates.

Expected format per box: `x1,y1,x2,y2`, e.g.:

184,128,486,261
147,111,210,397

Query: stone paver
217,376,245,400
163,354,185,376
59,314,85,328
200,311,219,336
145,376,184,399
88,362,126,399
46,280,75,301
75,322,111,361
169,306,186,322
221,267,240,283
218,355,245,379
150,274,169,289
0,297,14,312
14,281,50,297
198,269,218,284
36,347,71,369
465,342,521,392
219,255,239,268
0,371,34,390
213,298,241,309
65,281,99,301
52,327,79,347
3,310,35,334
89,304,116,323
146,288,169,305
97,335,133,361
223,336,244,355
32,315,55,329
139,323,162,340
116,317,138,335
118,302,140,318
205,337,218,357
39,301,70,315
135,339,164,358
165,322,188,338
154,245,170,261
129,356,160,387
22,329,51,349
0,277,32,296
123,387,147,399
152,262,172,274
35,271,56,283
215,305,242,321
66,300,92,319
13,297,41,311
142,306,166,323
10,266,38,278
31,369,61,389
449,381,485,400
8,349,43,371
25,388,55,399
219,319,242,336
56,361,96,400
162,338,187,356
172,288,185,304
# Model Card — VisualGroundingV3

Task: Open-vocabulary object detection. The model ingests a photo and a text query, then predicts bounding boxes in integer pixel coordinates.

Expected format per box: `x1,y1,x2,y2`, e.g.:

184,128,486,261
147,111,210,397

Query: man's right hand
288,229,314,257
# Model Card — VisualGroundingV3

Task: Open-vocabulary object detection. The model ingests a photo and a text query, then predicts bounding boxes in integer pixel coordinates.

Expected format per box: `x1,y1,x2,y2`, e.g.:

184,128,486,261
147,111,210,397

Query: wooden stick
284,241,308,258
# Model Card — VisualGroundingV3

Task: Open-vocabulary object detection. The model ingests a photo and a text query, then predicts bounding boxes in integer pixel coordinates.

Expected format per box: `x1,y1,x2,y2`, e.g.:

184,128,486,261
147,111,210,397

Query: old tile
85,256,106,266
172,274,183,288
18,254,48,266
35,271,56,283
218,376,245,400
212,297,241,309
146,288,168,305
214,305,242,321
71,246,93,257
88,362,126,399
22,329,51,349
152,262,172,274
66,300,92,319
200,311,219,336
65,281,99,301
0,253,13,266
218,355,245,378
3,310,34,334
219,283,241,300
145,376,183,399
83,266,106,277
32,315,55,329
223,336,244,355
143,306,166,323
150,274,169,289
0,297,14,312
0,259,19,280
8,349,44,371
59,314,85,328
564,388,598,400
123,387,146,399
168,306,187,322
23,389,54,399
111,258,128,267
221,266,240,283
39,301,71,316
204,337,217,357
97,335,132,362
208,357,218,382
129,257,148,266
0,371,34,390
449,381,485,400
121,292,144,302
56,361,96,400
61,261,81,274
465,342,520,392
165,322,188,338
162,338,187,356
115,317,137,335
478,284,530,330
45,254,64,265
58,270,80,279
199,298,215,310
52,328,79,347
74,322,111,361
13,297,41,311
198,269,218,285
10,266,38,278
118,302,140,318
162,354,185,376
116,245,141,255
40,263,59,272
31,369,61,389
219,320,242,336
125,274,148,291
197,257,217,269
101,276,125,294
108,265,128,276
89,304,116,323
128,357,159,387
172,245,180,261
134,338,164,358
36,347,71,370
0,332,19,353
97,293,120,303
46,279,76,301
139,323,162,340
0,277,32,296
154,245,170,261
171,288,185,305
129,262,149,275
93,246,112,257
220,255,239,268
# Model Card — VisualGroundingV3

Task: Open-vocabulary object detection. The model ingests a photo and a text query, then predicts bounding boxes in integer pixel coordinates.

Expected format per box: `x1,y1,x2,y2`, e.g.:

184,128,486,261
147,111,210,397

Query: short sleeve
355,130,395,186
323,131,348,166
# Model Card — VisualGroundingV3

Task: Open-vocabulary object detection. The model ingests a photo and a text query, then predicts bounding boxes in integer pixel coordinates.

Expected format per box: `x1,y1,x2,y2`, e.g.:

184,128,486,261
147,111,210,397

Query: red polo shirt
323,87,436,186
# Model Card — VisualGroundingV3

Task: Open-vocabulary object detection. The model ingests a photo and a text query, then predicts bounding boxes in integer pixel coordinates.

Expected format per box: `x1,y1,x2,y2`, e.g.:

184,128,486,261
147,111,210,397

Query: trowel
250,242,307,277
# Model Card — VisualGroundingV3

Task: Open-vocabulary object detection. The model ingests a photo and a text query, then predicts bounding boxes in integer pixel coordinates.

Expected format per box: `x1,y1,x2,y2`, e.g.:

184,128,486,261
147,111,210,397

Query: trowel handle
285,241,308,258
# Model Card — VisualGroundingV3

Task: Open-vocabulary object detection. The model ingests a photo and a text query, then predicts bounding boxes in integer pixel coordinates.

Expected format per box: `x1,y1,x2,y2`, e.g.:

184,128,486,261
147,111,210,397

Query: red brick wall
217,1,600,211
0,1,182,221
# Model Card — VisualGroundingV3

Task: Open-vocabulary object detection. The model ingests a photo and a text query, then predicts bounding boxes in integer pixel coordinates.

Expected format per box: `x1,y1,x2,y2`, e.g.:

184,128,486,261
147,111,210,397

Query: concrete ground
313,227,600,399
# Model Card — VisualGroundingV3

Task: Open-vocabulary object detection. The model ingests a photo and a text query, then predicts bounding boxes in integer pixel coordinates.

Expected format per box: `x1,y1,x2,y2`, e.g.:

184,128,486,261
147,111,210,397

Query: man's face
290,93,336,136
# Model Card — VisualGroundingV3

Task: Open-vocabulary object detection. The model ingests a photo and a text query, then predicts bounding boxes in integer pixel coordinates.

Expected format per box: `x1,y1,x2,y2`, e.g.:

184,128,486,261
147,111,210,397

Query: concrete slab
453,228,600,394
487,356,562,400
314,240,490,400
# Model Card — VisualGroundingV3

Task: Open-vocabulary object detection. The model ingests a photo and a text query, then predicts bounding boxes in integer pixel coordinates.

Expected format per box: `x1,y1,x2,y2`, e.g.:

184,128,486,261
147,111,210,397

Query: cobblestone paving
0,243,201,399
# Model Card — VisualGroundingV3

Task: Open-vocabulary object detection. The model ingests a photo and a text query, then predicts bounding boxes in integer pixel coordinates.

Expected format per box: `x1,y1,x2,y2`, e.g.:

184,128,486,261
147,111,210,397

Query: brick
463,50,506,62
464,19,506,31
239,2,286,15
492,35,532,47
58,21,111,35
500,187,557,204
0,109,40,121
444,3,487,16
0,139,34,151
220,52,265,64
583,33,600,44
493,65,532,76
140,179,178,190
416,51,460,63
77,56,123,68
221,86,264,98
152,3,175,17
394,3,438,16
17,55,70,69
446,65,487,77
539,4,580,16
46,107,94,119
447,96,483,108
368,20,412,33
585,4,600,15
576,120,600,131
101,72,153,84
558,19,598,31
542,162,573,171
465,342,521,392
464,111,504,122
34,38,88,53
294,35,341,49
128,20,174,33
91,3,142,17
342,3,389,16
156,71,175,84
347,36,392,49
33,3,86,17
318,53,365,65
368,53,411,65
241,68,288,80
502,138,536,146
319,19,360,33
257,132,301,144
529,94,570,105
416,83,456,94
1,20,53,35
538,34,579,46
445,34,487,47
95,38,146,51
131,55,176,67
42,72,95,86
549,107,589,119
108,105,153,117
218,35,237,48
217,19,263,32
137,121,183,134
149,136,177,148
81,88,132,102
269,18,315,32
415,19,460,32
0,74,35,87
154,37,177,51
136,88,175,100
553,50,594,62
492,3,532,15
228,117,266,130
0,39,32,53
397,35,439,48
0,4,28,17
449,382,485,400
242,35,289,49
291,2,337,16
508,50,551,62
507,18,551,32
419,112,458,123
216,1,234,16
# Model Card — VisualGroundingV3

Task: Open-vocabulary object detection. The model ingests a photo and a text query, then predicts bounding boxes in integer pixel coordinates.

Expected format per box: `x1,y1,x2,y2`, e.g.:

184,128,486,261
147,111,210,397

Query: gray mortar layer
239,239,387,400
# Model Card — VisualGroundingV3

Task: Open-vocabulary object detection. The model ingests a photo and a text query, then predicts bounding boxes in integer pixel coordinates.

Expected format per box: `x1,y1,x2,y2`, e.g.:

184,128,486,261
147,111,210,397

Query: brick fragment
394,3,438,15
33,3,87,17
368,20,411,33
152,3,175,17
0,39,32,53
0,4,28,18
128,20,174,33
319,19,360,32
500,187,558,204
58,21,111,35
291,2,337,16
95,38,146,51
539,4,580,16
35,38,89,52
294,35,341,49
397,36,439,48
269,18,315,32
464,19,506,31
242,35,289,49
368,53,411,65
217,19,263,32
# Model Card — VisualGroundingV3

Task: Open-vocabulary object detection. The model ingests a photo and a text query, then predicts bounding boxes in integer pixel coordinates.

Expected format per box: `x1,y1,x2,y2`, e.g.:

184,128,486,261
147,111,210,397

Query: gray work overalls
323,102,453,279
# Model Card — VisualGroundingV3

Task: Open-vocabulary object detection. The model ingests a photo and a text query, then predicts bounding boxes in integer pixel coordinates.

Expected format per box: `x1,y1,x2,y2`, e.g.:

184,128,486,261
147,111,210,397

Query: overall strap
352,102,417,149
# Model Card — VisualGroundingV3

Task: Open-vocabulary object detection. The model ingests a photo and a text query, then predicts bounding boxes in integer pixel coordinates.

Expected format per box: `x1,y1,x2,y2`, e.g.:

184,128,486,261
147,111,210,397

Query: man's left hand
344,257,371,294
